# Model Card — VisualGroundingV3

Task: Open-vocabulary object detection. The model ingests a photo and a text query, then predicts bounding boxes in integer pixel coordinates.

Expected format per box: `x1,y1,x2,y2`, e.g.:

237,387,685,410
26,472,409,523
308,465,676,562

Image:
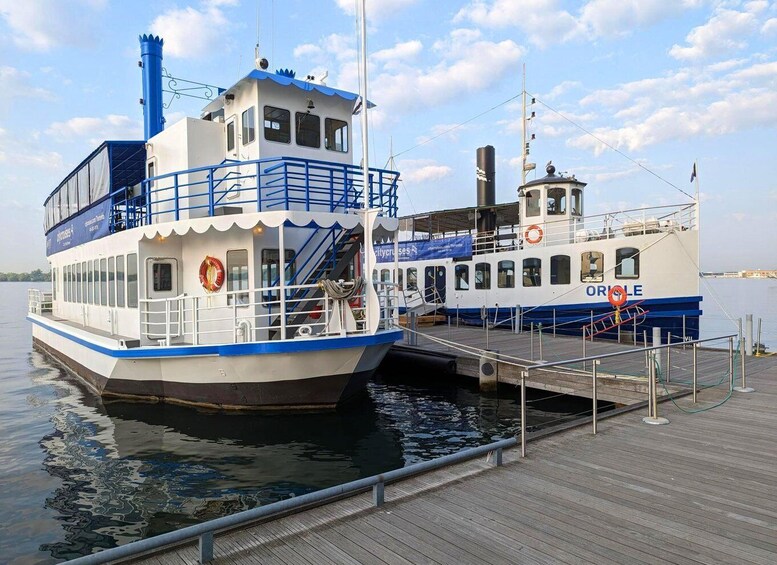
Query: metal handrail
64,436,517,565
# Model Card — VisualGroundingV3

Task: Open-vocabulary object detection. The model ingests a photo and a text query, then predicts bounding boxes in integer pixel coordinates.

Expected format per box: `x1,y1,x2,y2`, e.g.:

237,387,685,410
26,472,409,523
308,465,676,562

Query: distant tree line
0,269,51,282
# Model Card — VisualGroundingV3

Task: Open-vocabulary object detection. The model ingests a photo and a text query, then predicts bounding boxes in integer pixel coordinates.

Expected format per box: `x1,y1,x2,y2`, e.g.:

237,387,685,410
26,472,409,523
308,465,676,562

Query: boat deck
135,353,777,564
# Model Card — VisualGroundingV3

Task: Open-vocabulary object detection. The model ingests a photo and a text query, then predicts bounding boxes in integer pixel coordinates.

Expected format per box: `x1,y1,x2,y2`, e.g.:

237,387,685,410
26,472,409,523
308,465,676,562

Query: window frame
615,247,640,279
295,111,321,148
324,118,349,152
522,258,542,287
263,105,290,144
406,267,418,291
242,106,256,145
581,251,604,283
227,248,250,306
525,189,541,217
550,255,571,285
498,260,515,288
455,264,470,290
475,262,491,290
127,253,138,308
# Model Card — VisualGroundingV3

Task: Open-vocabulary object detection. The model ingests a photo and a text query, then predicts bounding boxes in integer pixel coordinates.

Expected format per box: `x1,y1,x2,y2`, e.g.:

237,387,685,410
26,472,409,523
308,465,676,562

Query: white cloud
398,159,453,183
763,17,777,35
372,40,423,65
669,3,766,61
0,66,55,102
149,1,237,59
579,0,703,39
0,0,106,51
334,0,419,20
46,115,142,146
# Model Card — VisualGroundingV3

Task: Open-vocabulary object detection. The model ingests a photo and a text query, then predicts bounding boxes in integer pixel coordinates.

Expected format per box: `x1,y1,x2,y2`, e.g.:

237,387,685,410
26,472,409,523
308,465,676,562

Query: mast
358,0,370,190
520,64,535,190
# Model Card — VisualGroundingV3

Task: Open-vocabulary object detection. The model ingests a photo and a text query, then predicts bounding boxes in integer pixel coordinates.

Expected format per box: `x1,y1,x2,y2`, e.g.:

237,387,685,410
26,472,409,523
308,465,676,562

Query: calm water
2,283,587,564
3,278,774,562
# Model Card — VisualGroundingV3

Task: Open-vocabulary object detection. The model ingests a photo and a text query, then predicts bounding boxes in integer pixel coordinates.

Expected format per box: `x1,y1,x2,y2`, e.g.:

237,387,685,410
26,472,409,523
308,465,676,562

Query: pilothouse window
295,112,321,148
263,106,290,143
525,189,540,217
325,118,348,152
242,106,256,145
547,187,566,215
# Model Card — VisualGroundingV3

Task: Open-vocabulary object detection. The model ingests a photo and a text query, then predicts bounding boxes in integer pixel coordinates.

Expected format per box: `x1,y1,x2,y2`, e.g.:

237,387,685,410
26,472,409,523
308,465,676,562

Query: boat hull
30,315,401,410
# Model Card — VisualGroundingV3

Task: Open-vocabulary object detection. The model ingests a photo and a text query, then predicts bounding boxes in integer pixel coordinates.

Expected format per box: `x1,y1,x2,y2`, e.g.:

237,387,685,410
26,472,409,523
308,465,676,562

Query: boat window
89,147,110,204
116,256,125,307
76,263,82,303
372,269,378,281
475,262,491,290
525,189,540,217
263,106,290,144
571,188,583,216
227,249,249,305
325,118,348,152
616,247,640,279
52,268,57,301
67,177,78,216
78,166,90,211
100,258,108,305
455,264,469,290
498,260,515,288
81,261,87,303
152,262,172,293
261,249,295,301
547,187,566,215
398,268,403,290
93,261,100,305
86,260,92,304
242,106,256,145
295,112,321,148
550,255,570,285
127,253,138,308
581,251,604,283
406,268,417,291
108,257,116,307
378,269,389,283
226,119,236,152
523,258,541,287
63,266,68,302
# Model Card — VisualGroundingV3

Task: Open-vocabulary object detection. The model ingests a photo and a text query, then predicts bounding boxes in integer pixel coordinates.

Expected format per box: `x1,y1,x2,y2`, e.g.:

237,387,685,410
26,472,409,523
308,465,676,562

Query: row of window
56,254,139,308
228,105,349,153
525,187,583,217
375,247,640,290
44,147,111,232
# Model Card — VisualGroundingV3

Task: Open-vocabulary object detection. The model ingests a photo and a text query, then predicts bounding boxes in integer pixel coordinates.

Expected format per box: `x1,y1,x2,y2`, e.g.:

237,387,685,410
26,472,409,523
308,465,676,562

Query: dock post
373,480,385,507
728,336,735,390
652,327,662,375
520,370,527,457
682,315,687,349
491,447,503,466
666,332,672,383
756,318,763,355
734,335,754,393
692,343,698,403
199,531,214,563
479,350,498,392
552,309,556,337
642,351,669,425
530,323,534,361
745,314,753,356
582,328,586,371
592,360,599,434
538,323,544,361
633,315,637,346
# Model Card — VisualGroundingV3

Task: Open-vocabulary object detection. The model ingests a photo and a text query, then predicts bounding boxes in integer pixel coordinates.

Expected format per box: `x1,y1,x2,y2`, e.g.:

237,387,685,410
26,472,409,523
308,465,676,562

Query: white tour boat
28,34,403,409
376,94,701,343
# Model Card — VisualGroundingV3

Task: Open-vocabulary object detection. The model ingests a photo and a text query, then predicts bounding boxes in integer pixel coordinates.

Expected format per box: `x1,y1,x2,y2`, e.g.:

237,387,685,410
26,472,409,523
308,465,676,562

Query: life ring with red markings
199,256,225,292
524,224,543,244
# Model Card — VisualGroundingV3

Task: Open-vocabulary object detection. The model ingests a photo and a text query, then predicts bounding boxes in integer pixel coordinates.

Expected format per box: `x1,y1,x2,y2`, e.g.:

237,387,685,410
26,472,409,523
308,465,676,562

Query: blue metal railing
64,437,517,564
109,156,399,231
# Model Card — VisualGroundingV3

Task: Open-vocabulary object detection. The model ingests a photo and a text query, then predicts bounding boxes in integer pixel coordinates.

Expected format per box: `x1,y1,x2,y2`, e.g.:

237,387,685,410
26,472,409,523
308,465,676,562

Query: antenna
520,63,536,188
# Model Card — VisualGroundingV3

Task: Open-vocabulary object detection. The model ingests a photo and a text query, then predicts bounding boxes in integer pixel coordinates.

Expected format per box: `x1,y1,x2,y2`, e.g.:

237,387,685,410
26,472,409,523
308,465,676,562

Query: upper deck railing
110,156,399,232
471,202,696,254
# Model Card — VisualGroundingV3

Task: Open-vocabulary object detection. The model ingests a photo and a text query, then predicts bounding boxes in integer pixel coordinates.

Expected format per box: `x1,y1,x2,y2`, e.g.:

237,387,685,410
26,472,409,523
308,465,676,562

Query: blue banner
375,236,472,263
46,199,112,256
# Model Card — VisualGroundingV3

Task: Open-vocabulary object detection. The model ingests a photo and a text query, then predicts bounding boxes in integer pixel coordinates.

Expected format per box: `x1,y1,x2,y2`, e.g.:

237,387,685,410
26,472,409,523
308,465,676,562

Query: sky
0,0,776,272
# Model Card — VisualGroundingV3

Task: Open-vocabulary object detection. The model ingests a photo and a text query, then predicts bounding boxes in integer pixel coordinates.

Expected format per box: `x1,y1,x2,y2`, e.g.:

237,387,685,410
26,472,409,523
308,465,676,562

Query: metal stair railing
582,301,649,340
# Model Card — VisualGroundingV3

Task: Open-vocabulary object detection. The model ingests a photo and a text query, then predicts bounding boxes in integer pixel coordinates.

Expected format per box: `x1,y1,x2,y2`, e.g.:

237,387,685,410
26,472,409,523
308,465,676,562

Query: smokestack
476,145,496,233
139,34,164,141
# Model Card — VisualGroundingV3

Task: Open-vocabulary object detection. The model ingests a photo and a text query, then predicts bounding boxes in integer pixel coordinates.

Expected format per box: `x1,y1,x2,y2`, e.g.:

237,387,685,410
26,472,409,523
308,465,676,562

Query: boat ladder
583,300,649,340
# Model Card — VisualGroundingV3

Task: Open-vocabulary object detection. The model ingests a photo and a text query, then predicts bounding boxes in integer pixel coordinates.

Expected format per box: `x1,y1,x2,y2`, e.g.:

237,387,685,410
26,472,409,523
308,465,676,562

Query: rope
317,277,364,300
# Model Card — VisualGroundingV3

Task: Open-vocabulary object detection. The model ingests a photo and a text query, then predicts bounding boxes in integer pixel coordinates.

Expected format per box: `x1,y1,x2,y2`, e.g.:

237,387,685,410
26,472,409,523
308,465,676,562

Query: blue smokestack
139,34,164,140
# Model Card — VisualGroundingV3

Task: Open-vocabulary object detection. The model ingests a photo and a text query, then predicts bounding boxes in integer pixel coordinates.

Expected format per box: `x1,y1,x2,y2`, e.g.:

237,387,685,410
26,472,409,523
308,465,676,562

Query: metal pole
538,322,543,361
692,343,697,403
682,315,687,350
633,315,637,346
530,322,534,361
666,332,671,384
651,351,659,419
553,308,556,337
521,370,527,457
643,330,648,349
728,336,734,390
590,310,594,341
745,314,753,357
734,336,754,392
756,318,762,355
592,360,599,434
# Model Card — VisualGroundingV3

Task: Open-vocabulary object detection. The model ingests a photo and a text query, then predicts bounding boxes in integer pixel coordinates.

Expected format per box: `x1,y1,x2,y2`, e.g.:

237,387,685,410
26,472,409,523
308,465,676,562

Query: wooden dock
395,325,730,405
135,353,777,564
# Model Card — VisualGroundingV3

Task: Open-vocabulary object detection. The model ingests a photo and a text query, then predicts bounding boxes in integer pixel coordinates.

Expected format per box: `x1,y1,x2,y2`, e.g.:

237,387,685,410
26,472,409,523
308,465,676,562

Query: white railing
28,289,53,314
139,280,399,347
472,203,696,253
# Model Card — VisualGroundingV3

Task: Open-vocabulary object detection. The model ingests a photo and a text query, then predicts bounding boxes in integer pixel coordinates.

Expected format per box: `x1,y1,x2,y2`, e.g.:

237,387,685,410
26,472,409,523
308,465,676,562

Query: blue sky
1,0,776,272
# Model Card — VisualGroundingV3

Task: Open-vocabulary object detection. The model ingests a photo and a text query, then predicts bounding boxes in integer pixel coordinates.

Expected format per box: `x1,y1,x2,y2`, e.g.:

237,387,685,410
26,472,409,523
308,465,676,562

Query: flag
690,163,697,182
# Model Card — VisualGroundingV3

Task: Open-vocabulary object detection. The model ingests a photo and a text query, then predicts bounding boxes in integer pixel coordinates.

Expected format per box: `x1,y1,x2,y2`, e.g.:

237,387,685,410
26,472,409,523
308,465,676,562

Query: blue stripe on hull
28,316,403,359
444,296,703,342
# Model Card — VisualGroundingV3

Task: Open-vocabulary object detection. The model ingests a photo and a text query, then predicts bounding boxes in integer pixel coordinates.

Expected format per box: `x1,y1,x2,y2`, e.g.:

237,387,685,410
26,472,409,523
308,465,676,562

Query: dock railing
62,436,517,565
518,333,741,457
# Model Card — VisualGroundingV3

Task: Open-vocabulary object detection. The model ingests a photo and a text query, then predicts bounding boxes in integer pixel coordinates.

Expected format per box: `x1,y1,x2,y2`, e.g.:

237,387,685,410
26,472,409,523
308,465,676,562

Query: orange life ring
608,285,627,308
199,256,225,292
524,224,543,244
